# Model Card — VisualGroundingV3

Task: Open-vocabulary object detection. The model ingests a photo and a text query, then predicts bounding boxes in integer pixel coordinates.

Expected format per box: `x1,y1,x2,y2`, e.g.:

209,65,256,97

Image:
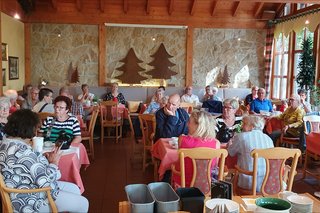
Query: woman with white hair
268,94,304,144
203,85,221,102
0,97,10,140
172,110,220,188
4,89,20,114
228,115,274,192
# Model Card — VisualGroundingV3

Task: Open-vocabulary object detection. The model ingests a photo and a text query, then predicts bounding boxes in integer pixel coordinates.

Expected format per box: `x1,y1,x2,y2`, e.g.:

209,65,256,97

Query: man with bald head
155,93,189,141
250,88,273,114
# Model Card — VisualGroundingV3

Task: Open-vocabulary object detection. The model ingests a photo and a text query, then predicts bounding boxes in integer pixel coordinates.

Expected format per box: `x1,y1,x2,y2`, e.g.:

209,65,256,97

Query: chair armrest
3,186,52,194
171,164,181,176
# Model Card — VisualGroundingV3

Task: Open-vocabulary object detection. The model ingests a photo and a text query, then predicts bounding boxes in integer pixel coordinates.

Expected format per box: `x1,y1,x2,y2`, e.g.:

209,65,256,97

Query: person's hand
282,125,289,133
164,107,175,116
45,146,62,166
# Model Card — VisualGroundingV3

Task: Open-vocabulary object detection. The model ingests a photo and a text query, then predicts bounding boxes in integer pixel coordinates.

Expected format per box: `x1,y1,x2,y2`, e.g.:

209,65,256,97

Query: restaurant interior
1,0,320,212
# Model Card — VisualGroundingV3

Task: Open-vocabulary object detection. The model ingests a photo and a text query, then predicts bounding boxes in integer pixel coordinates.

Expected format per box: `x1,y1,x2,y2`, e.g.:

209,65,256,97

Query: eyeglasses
223,106,234,110
55,106,66,110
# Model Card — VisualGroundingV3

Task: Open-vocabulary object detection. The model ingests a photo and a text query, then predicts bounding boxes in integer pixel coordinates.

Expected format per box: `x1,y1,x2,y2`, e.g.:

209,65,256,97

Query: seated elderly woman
228,115,274,192
268,94,304,145
203,85,221,102
216,98,243,144
4,89,20,114
0,109,88,212
144,89,164,114
172,110,220,188
0,97,10,140
104,82,126,105
39,95,82,144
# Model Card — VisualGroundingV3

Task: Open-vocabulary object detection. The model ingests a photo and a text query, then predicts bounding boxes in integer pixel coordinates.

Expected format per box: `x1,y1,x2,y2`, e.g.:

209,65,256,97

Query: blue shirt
250,99,273,113
228,130,274,192
143,101,161,114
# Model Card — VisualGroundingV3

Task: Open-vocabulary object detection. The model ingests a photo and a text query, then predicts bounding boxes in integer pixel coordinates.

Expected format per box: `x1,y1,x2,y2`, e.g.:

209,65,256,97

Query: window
271,33,289,99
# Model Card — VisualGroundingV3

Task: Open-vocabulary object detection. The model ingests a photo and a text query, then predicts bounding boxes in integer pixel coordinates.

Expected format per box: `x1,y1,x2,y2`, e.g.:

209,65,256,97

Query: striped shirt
228,129,274,192
39,116,81,142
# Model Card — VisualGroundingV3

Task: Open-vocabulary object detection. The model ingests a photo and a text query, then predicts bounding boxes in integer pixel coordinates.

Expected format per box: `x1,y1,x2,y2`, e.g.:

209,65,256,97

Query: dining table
58,142,90,194
152,138,237,181
119,192,320,213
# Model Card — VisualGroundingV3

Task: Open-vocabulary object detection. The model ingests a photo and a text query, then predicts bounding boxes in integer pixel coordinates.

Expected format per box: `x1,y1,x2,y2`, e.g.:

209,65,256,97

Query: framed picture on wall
2,68,6,86
9,56,19,80
2,43,8,61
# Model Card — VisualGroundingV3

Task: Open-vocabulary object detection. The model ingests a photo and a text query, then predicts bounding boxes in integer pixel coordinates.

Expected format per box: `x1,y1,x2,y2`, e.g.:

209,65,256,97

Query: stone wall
30,24,265,88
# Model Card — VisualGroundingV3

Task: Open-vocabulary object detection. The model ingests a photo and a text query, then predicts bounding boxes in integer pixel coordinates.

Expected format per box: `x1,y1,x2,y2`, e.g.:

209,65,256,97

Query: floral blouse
0,138,60,213
104,92,126,105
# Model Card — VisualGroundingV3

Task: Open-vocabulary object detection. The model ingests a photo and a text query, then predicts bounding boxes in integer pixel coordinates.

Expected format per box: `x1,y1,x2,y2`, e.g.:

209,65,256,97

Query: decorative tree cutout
147,43,177,79
67,62,79,84
117,48,147,84
221,65,230,85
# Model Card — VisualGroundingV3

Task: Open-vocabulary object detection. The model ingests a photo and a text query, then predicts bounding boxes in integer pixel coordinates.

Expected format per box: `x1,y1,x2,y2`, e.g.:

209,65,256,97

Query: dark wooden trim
211,0,218,16
185,27,193,87
279,4,320,20
276,3,286,18
123,0,128,14
168,0,174,15
288,32,295,97
51,0,57,10
76,0,82,12
190,0,197,16
99,0,105,13
232,1,240,17
25,23,31,85
254,2,264,18
146,0,150,15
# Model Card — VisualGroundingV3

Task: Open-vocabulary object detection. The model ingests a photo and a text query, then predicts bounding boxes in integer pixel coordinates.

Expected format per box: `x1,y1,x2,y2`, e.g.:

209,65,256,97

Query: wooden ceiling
1,0,320,29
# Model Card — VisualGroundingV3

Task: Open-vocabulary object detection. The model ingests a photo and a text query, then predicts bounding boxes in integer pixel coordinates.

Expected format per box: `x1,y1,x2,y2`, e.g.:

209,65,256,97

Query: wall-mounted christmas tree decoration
67,62,79,84
147,43,177,79
220,65,230,87
117,48,147,84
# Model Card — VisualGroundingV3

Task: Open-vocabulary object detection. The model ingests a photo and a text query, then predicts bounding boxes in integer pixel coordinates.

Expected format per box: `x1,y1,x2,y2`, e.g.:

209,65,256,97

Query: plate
242,198,257,211
205,198,239,213
287,195,313,205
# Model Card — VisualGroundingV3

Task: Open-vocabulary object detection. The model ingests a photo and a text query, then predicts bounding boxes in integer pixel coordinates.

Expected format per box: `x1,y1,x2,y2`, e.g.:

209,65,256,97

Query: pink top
173,135,219,187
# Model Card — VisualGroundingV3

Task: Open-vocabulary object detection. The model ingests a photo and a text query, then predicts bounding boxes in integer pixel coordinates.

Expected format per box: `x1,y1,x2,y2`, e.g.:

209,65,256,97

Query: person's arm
155,110,179,139
288,109,304,129
71,117,82,144
227,134,240,157
301,101,311,113
249,101,257,114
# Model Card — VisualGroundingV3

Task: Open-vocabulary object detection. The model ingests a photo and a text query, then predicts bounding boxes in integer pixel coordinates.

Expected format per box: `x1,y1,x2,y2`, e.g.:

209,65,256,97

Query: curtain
264,28,274,97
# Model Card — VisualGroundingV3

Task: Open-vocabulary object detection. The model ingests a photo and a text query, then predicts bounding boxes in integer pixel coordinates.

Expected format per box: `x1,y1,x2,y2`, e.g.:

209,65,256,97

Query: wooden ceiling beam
254,2,264,18
146,0,150,15
276,3,286,18
232,1,240,17
99,0,105,13
123,0,128,14
51,0,57,10
76,0,82,12
190,0,197,16
211,0,218,16
168,0,174,15
223,0,319,3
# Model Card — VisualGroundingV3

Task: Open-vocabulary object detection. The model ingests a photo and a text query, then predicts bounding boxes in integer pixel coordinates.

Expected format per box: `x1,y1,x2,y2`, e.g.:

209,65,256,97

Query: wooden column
98,24,106,86
25,23,31,84
185,27,193,86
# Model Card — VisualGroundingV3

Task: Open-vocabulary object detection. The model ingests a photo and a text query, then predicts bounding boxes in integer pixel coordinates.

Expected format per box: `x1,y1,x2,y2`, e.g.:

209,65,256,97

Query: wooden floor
80,136,320,213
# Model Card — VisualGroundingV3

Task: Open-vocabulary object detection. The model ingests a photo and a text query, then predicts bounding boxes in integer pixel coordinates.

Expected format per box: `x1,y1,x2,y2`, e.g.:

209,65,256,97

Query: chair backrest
303,115,320,134
38,112,55,124
179,148,228,196
88,106,99,136
0,173,57,213
138,114,156,147
202,100,223,113
100,101,123,125
251,147,301,196
180,102,194,114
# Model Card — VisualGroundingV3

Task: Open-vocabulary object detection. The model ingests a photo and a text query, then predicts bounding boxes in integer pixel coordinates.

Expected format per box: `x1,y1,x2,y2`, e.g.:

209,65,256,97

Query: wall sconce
40,77,48,86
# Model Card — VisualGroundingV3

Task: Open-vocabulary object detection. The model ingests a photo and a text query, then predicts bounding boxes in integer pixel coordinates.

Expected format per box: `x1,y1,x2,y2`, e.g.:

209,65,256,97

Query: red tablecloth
265,117,283,134
152,138,237,180
306,132,320,155
58,143,90,194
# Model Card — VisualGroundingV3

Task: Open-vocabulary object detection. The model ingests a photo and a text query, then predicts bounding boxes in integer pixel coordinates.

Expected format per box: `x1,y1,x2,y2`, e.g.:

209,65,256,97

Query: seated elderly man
154,94,189,142
250,88,273,114
181,86,200,106
228,115,274,192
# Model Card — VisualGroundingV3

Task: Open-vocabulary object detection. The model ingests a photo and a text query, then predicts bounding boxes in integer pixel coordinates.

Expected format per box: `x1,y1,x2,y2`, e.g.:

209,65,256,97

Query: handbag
211,180,232,200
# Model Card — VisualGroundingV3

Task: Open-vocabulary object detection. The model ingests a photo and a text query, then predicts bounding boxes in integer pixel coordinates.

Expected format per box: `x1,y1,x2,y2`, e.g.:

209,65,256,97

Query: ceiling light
14,13,20,19
305,20,310,24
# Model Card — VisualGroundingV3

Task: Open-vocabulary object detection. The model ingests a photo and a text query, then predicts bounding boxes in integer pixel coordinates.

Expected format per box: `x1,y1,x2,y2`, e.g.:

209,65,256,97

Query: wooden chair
100,101,123,144
81,106,99,160
171,148,228,196
138,114,158,179
233,147,301,196
38,112,55,124
302,114,320,180
0,173,58,213
180,102,194,114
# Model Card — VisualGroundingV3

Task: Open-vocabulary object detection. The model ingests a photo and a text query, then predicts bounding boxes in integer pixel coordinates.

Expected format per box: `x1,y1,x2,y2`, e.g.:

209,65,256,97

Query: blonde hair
223,98,239,109
190,110,216,139
243,115,265,131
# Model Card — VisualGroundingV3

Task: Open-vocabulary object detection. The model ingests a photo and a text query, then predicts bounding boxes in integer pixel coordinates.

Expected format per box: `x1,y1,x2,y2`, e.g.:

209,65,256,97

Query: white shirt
181,94,200,105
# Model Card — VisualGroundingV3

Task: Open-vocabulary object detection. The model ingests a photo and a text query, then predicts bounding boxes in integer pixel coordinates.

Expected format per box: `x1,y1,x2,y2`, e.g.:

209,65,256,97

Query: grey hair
4,90,18,100
223,98,239,109
291,94,301,105
212,87,219,92
243,115,265,131
190,110,216,139
0,97,11,108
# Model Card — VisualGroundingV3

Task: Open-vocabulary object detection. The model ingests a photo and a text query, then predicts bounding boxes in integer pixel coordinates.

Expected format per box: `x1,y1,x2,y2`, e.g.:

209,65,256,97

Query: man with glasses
32,88,54,113
181,86,200,106
154,94,189,142
249,88,273,114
